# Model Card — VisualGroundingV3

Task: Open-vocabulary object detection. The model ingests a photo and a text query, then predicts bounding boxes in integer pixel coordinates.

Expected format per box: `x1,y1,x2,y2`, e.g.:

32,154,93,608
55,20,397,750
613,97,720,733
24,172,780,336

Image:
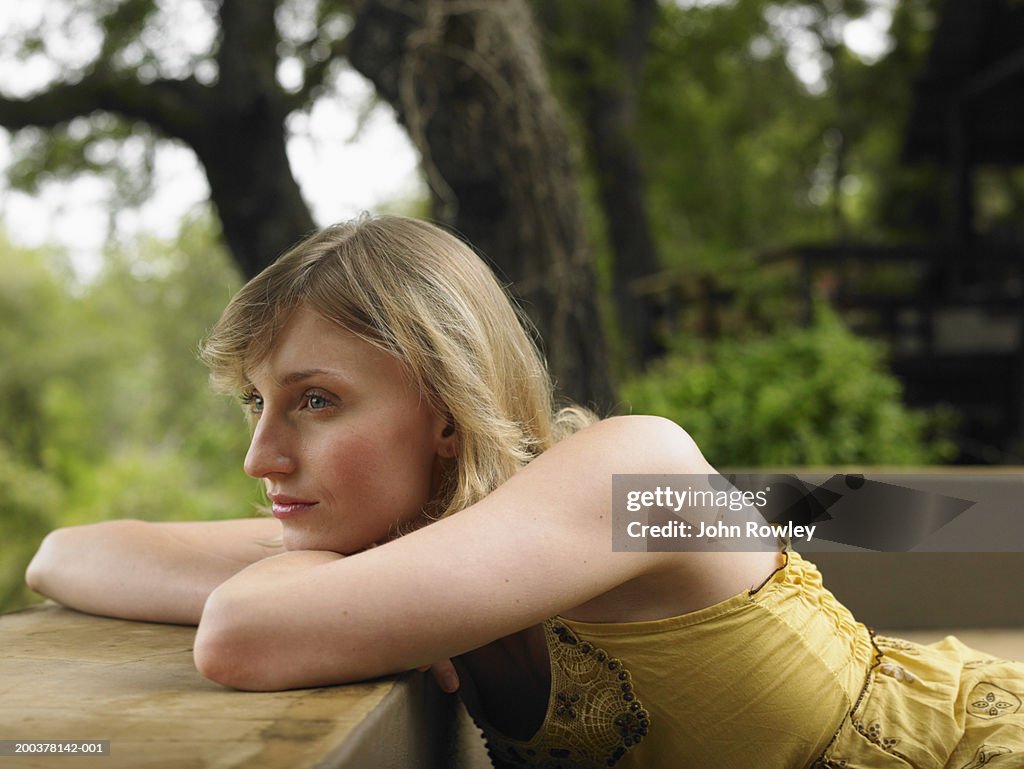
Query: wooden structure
0,604,489,769
844,0,1024,463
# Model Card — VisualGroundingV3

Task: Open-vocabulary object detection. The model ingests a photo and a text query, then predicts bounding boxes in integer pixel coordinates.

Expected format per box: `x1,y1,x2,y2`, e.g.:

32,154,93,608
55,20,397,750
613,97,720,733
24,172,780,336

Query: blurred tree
770,0,874,240
0,237,67,610
0,0,613,407
535,0,662,363
347,0,613,406
0,443,61,612
0,0,317,278
848,0,944,240
0,219,260,611
637,0,836,268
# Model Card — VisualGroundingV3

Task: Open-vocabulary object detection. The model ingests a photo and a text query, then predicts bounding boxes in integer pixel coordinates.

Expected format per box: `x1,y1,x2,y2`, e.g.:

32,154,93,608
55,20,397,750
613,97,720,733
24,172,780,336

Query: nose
243,415,296,479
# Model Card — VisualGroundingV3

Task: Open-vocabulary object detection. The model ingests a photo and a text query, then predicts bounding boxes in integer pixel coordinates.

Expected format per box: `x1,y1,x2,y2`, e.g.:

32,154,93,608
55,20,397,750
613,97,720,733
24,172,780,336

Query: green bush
621,306,955,467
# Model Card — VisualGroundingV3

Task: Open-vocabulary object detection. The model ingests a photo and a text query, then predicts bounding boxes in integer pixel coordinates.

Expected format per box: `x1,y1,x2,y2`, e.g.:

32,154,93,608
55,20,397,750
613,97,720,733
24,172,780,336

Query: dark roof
904,0,1024,164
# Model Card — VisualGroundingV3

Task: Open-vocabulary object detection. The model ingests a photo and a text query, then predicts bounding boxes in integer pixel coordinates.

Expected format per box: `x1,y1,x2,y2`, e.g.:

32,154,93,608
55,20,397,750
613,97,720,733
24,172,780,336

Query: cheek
322,423,436,508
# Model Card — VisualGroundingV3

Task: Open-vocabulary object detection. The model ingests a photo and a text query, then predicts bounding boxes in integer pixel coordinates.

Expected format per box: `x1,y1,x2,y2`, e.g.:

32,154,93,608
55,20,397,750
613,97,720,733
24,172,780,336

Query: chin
281,530,377,555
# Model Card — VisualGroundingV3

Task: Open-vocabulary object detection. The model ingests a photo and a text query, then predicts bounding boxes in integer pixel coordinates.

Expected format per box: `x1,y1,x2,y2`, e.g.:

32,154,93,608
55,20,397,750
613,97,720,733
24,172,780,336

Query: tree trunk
538,0,662,364
196,0,316,277
192,107,315,279
348,0,615,409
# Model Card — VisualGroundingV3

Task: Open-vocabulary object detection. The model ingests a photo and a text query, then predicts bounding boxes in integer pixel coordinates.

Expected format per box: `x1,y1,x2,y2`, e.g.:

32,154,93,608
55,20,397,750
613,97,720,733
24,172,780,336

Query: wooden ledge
0,604,489,769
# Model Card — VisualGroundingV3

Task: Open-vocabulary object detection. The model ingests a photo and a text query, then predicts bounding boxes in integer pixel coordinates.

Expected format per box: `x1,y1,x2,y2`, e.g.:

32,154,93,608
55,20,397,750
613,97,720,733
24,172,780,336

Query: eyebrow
274,368,349,387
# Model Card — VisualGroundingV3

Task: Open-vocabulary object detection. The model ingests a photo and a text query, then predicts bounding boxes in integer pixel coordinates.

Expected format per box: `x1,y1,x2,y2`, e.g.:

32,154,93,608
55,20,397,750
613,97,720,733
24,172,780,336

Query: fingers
423,658,460,693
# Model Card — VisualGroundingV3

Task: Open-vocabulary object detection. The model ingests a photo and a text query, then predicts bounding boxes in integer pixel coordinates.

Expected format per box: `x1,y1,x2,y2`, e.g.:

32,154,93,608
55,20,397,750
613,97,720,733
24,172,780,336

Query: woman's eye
242,391,264,414
305,392,332,411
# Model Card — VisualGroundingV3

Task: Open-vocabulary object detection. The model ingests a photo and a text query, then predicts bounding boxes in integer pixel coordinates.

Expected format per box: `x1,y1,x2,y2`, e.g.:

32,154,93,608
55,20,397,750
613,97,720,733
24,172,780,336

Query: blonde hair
201,214,595,519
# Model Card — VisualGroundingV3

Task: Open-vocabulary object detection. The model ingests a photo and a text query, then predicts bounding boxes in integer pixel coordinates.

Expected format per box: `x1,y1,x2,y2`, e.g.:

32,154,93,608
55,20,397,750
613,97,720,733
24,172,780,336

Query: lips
268,493,318,519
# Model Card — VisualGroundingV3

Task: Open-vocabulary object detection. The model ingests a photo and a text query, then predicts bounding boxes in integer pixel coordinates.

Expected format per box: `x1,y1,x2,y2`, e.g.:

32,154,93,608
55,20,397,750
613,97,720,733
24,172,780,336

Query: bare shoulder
470,414,715,551
547,414,713,476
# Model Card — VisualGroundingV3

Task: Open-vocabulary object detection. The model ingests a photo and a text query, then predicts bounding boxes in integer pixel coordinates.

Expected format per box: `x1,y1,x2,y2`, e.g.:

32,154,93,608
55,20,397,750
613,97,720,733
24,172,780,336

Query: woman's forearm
195,550,346,689
25,519,282,625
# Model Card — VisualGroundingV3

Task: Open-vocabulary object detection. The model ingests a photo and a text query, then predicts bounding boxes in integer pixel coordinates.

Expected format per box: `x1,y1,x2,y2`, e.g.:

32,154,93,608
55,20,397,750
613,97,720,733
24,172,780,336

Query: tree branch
0,69,213,146
284,32,352,112
217,0,281,99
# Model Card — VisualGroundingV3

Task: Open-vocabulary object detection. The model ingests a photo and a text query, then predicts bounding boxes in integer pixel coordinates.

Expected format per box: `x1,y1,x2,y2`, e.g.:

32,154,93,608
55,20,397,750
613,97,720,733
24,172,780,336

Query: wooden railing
0,604,490,769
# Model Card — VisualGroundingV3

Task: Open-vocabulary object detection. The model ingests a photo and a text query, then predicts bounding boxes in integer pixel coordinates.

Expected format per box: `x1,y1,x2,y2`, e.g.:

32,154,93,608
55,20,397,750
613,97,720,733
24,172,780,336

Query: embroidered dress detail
957,744,1013,769
967,683,1022,719
472,620,649,769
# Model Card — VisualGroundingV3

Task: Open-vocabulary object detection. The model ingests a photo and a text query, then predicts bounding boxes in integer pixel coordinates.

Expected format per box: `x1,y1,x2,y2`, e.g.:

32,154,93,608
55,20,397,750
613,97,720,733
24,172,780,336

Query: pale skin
26,307,780,730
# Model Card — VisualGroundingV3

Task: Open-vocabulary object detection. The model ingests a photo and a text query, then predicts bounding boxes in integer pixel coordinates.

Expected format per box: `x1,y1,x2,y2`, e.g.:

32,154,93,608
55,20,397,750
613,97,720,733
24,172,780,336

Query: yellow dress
461,550,1024,769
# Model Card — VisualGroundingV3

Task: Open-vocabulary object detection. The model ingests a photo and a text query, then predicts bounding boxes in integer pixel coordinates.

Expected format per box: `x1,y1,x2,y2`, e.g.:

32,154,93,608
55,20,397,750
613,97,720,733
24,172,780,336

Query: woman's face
242,306,454,553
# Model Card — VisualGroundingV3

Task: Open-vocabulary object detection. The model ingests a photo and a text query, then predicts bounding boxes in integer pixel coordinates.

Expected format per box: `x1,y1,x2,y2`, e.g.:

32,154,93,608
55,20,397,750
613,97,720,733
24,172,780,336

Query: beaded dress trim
467,619,650,769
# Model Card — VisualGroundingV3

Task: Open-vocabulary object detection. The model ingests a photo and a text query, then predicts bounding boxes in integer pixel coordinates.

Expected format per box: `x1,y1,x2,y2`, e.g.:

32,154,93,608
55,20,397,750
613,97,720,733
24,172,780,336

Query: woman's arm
194,416,719,691
25,517,284,625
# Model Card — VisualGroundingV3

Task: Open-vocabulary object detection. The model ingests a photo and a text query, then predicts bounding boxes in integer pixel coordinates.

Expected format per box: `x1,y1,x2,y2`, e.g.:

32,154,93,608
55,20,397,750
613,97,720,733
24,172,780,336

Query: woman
26,215,1024,768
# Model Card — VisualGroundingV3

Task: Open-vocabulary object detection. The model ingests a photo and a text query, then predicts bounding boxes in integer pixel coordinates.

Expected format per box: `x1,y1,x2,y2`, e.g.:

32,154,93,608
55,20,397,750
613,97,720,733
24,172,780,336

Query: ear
438,419,457,459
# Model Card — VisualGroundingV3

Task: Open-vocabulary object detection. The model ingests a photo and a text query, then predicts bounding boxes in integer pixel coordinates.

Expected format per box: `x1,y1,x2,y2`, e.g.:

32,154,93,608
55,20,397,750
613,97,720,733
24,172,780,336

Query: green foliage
638,0,836,267
0,444,62,612
0,217,260,612
540,0,943,276
621,306,956,467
